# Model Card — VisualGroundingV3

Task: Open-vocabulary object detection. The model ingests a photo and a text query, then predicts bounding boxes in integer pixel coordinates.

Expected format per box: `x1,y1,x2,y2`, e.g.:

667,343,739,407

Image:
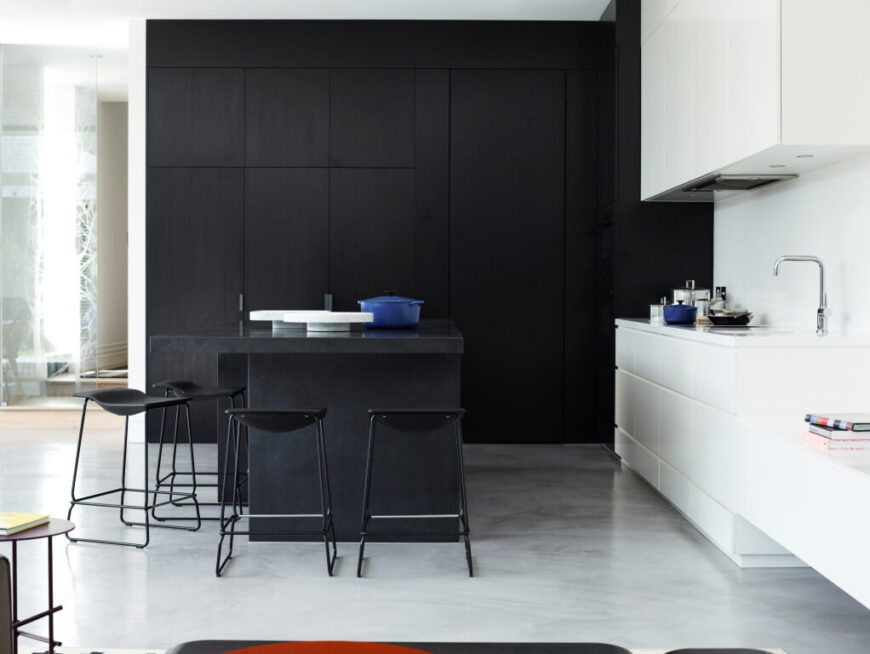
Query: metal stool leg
167,404,181,503
119,416,131,526
455,420,473,577
357,416,377,577
66,400,89,535
152,388,171,508
216,415,242,577
182,403,202,529
314,418,337,576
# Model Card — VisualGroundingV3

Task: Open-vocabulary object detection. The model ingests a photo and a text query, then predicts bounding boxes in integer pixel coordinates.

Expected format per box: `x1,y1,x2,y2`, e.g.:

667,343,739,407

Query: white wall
97,100,128,368
714,153,870,334
127,18,146,440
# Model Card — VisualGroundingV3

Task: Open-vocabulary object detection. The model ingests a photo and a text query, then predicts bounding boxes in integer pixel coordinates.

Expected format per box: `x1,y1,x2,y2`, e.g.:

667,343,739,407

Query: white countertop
755,421,870,478
616,318,870,348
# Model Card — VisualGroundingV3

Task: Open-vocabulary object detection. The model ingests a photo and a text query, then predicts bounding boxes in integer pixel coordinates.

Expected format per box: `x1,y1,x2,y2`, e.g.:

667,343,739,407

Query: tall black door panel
245,68,329,166
565,71,600,442
148,68,244,166
244,168,329,314
329,169,415,311
413,69,450,318
146,167,244,442
450,69,566,444
329,69,414,168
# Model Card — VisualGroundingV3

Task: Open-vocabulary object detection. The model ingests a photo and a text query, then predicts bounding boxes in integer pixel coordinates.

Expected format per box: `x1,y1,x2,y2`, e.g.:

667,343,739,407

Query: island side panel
247,352,462,541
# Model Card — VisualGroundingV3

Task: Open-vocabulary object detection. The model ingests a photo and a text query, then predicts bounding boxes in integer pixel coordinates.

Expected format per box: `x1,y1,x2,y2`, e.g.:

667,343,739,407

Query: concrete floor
1,427,869,653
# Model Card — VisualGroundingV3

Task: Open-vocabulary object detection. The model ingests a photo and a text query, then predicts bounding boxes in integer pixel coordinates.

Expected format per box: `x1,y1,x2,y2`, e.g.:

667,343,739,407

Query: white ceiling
0,0,613,48
0,0,612,101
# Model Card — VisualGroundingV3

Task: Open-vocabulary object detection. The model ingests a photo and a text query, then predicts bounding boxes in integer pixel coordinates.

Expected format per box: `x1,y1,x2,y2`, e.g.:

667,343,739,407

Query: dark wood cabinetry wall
145,20,617,444
592,0,715,443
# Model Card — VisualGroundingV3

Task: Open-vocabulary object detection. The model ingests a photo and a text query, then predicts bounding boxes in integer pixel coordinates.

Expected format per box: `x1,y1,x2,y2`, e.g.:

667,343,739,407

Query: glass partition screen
0,45,99,407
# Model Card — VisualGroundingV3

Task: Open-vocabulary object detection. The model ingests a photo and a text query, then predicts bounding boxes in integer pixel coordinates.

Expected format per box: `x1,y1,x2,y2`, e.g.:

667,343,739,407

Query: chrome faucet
773,255,829,336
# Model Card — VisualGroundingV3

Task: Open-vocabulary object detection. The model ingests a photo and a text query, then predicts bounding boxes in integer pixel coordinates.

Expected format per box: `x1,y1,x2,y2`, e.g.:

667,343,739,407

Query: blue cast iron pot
358,293,424,328
663,302,697,325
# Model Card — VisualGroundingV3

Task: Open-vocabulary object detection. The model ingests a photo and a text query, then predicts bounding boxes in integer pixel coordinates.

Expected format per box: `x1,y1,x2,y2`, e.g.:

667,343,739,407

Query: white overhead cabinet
642,0,870,201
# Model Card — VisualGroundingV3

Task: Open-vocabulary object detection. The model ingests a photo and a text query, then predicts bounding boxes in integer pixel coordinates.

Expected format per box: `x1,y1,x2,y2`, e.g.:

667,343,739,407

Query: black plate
707,313,752,326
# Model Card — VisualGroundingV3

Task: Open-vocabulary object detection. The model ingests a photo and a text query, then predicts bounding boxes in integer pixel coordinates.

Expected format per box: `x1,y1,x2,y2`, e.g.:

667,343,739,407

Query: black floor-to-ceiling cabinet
145,20,622,444
145,21,614,445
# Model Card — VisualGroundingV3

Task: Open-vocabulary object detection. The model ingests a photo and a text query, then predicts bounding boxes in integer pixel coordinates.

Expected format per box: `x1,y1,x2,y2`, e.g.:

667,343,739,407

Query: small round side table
0,519,74,654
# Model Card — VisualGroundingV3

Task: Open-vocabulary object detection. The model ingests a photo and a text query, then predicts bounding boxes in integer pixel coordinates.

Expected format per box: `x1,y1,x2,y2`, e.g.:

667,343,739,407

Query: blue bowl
663,303,697,325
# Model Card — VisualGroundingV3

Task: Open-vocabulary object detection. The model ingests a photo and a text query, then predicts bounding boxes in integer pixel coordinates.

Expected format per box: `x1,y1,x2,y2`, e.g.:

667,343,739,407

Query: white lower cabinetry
615,319,870,608
615,367,796,567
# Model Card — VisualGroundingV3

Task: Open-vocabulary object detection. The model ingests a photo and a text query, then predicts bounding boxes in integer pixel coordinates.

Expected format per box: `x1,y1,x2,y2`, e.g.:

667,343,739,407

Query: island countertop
150,319,463,355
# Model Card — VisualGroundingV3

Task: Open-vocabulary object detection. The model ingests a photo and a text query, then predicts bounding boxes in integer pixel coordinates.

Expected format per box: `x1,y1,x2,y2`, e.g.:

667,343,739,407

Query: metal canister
673,279,710,307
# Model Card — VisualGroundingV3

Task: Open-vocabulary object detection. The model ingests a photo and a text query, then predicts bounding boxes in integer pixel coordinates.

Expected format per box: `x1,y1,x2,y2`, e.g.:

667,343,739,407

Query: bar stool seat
151,379,247,519
67,388,201,548
216,408,337,577
76,388,184,414
357,409,472,577
153,380,246,401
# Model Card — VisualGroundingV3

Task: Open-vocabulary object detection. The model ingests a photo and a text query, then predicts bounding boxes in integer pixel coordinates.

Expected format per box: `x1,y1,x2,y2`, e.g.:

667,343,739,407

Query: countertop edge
616,318,870,348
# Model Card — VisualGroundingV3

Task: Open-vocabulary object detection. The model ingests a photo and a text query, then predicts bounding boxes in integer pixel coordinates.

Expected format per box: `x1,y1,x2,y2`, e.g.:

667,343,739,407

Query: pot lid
359,293,424,304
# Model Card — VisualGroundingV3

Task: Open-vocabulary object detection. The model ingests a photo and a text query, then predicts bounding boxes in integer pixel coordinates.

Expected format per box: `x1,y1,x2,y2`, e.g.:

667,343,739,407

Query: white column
127,18,146,441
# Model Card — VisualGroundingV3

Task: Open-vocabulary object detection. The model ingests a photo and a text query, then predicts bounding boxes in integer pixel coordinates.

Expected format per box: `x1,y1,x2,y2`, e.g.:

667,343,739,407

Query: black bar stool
152,380,246,519
67,388,201,548
357,409,472,577
216,408,337,577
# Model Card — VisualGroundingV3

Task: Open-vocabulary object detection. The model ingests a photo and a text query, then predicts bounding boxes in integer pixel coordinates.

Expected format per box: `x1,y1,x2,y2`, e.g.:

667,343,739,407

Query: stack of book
803,413,870,451
0,512,49,536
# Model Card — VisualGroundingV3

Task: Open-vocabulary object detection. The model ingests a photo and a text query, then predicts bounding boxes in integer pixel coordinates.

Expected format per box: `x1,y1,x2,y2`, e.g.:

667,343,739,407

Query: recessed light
769,164,786,168
796,154,814,158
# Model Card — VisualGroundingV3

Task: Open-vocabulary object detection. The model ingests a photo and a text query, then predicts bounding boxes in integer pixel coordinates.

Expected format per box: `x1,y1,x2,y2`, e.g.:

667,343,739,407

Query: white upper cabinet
642,0,870,202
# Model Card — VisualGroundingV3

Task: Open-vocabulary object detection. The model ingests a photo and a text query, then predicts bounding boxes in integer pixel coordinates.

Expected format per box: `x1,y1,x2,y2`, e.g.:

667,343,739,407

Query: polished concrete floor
2,427,869,653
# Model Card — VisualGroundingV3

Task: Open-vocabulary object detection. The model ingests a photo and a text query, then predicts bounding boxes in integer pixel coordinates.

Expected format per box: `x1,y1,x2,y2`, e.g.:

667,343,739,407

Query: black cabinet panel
415,21,611,70
147,20,606,70
146,167,244,442
565,71,599,443
147,167,244,332
245,69,329,167
413,70,450,318
329,169,415,311
450,69,566,444
244,168,329,313
330,69,414,168
148,68,244,166
147,21,414,68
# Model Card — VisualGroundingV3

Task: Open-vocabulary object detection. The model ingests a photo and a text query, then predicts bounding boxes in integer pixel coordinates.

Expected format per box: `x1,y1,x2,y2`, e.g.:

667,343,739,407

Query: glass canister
649,296,667,323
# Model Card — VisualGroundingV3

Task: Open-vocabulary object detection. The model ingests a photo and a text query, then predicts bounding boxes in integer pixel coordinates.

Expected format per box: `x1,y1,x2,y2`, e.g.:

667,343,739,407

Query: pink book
802,431,870,452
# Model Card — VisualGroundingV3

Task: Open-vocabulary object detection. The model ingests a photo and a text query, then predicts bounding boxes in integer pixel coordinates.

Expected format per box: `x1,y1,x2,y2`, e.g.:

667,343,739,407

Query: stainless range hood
683,173,798,193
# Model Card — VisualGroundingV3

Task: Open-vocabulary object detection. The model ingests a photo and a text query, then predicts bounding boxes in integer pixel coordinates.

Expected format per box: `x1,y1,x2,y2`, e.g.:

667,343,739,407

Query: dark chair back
369,409,465,433
153,379,200,395
226,409,326,433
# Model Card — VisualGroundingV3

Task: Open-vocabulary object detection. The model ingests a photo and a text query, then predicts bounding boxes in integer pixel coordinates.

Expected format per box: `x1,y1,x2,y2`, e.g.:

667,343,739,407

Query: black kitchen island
150,320,463,541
